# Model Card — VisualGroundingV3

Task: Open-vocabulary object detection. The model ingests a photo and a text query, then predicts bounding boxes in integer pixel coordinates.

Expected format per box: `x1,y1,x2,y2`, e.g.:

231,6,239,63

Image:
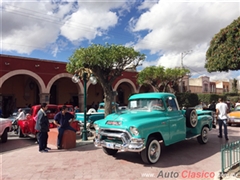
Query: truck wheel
140,137,161,164
186,109,198,128
18,126,24,137
102,147,118,155
1,128,8,143
197,126,209,144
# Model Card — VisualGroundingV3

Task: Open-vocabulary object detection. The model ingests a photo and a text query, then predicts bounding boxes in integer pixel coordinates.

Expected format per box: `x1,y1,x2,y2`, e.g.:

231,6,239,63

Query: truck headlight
130,126,139,136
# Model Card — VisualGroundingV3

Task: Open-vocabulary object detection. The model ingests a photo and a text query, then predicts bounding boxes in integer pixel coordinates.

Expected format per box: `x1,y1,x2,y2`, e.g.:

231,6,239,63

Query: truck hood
96,110,165,128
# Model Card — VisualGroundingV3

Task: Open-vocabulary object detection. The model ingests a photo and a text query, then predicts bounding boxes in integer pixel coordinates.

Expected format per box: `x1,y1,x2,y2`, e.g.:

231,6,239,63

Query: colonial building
188,76,229,94
215,80,230,93
189,76,211,93
0,54,154,117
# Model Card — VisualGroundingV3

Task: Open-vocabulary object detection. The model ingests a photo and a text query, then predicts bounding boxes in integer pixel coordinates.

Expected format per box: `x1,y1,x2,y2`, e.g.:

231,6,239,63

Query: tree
231,78,238,94
205,17,240,72
66,44,145,116
137,65,190,93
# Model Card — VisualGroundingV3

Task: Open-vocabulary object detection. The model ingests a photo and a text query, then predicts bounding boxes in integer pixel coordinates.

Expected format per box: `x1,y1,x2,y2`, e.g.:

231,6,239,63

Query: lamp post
72,68,97,141
180,50,192,93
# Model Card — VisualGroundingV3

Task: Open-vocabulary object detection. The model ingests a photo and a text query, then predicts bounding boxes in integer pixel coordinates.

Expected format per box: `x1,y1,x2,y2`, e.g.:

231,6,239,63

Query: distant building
215,80,230,93
0,54,153,117
188,76,234,94
189,76,211,93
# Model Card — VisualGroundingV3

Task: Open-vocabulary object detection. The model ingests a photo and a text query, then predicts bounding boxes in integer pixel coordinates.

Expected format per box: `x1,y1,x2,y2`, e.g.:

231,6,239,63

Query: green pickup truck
94,92,214,164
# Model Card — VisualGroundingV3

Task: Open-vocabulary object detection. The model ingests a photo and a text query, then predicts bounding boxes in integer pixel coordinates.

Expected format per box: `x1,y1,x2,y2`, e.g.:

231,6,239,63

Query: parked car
9,108,31,133
94,92,214,164
17,104,59,140
8,108,31,122
75,102,119,128
0,118,12,143
227,105,240,126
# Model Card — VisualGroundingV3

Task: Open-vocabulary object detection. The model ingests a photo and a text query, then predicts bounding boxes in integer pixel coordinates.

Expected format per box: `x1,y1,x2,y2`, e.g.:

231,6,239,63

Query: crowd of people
205,98,240,141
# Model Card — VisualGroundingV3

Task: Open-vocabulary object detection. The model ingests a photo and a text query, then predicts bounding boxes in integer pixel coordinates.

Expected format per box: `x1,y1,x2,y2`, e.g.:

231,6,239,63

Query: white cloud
60,0,132,42
1,0,240,82
133,2,240,53
1,1,69,54
131,1,240,80
137,0,159,10
60,9,118,42
1,0,130,54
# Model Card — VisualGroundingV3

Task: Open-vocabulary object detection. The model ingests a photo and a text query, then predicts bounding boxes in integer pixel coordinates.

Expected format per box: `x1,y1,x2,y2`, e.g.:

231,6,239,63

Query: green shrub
198,94,227,105
176,92,199,107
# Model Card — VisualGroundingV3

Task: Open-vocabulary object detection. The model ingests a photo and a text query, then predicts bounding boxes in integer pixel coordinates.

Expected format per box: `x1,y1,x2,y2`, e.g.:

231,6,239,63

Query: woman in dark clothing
35,103,50,153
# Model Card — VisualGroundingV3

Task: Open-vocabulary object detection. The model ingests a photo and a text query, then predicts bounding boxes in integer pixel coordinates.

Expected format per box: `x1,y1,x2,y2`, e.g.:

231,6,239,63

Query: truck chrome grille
99,128,131,144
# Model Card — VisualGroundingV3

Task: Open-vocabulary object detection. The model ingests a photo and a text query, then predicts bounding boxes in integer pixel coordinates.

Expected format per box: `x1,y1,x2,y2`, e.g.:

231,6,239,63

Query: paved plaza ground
1,125,240,180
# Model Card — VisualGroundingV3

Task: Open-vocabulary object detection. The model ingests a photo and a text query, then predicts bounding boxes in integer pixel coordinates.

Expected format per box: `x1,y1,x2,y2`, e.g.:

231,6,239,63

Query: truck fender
146,132,164,145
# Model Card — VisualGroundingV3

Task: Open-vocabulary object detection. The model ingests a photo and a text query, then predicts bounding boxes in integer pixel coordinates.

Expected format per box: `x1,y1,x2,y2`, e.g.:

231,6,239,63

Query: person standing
54,105,76,149
208,101,216,112
235,98,240,107
16,108,26,120
35,103,51,153
12,108,26,133
216,98,229,141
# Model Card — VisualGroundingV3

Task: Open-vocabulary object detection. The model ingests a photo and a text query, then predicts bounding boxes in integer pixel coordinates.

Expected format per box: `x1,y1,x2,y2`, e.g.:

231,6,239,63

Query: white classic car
0,118,12,143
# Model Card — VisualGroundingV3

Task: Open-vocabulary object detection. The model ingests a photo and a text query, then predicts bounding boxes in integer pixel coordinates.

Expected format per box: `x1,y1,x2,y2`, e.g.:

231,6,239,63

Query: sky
1,0,240,81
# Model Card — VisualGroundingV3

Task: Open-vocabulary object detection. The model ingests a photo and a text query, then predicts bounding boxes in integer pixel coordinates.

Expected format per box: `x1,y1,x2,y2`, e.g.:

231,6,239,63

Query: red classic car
17,104,58,139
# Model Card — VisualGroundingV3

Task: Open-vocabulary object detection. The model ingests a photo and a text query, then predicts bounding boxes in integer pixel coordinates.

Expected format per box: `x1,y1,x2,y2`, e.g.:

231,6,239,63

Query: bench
48,128,76,149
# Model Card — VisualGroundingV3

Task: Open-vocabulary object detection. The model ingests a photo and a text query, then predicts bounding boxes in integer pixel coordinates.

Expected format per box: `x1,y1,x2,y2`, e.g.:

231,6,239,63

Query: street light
72,68,97,141
180,50,192,93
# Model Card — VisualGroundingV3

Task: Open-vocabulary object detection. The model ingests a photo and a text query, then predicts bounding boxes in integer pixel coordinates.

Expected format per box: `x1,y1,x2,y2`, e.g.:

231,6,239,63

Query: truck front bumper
94,129,145,152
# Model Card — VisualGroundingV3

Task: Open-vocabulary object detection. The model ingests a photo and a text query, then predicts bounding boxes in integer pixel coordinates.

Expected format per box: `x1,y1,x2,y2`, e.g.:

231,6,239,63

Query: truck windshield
128,98,164,111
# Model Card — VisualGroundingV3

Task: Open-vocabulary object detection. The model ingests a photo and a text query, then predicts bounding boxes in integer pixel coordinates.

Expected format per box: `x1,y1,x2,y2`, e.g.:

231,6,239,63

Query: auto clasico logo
157,170,215,179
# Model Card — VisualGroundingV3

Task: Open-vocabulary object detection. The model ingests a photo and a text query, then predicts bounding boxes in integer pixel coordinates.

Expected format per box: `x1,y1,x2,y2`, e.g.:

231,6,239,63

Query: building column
39,93,50,104
78,94,84,112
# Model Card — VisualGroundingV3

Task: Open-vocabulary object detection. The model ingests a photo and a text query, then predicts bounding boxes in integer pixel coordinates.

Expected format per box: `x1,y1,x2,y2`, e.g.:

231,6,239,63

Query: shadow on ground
112,128,240,167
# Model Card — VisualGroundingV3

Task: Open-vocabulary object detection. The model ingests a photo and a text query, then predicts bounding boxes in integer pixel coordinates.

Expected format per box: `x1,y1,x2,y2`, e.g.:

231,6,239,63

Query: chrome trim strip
185,134,200,140
94,128,145,152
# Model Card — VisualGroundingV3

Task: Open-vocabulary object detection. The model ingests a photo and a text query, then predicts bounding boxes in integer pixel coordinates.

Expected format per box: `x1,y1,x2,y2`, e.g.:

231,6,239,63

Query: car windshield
68,107,73,112
99,105,104,109
47,108,58,114
128,98,164,111
12,108,31,116
235,106,240,111
24,108,31,114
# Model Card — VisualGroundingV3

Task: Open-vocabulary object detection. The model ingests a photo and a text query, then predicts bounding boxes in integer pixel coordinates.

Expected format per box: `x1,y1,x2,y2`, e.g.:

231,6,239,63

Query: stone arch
113,78,137,93
46,73,83,93
0,69,45,93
